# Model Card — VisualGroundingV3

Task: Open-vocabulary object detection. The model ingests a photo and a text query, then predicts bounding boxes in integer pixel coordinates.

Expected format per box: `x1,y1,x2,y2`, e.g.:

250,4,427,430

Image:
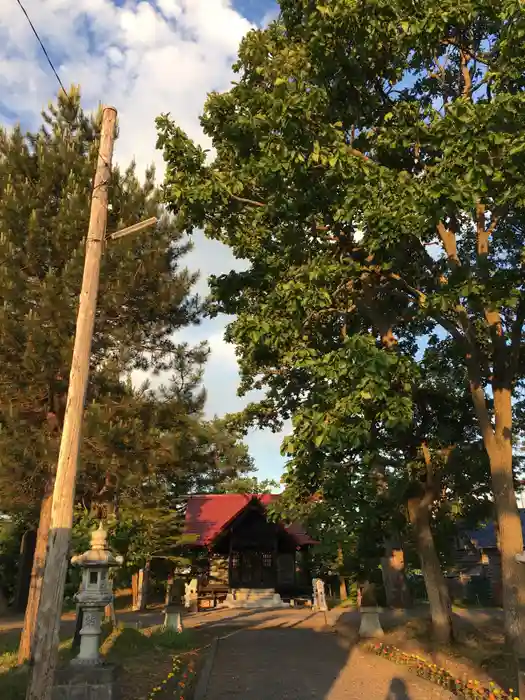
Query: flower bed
366,642,517,700
147,652,197,700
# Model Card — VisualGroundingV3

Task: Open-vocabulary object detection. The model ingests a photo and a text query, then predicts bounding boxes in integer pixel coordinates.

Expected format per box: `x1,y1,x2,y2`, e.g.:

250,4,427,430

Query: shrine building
183,494,317,608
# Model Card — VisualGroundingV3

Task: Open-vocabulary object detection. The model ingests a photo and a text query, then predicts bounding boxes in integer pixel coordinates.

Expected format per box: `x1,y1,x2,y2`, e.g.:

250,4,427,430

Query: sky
0,0,288,482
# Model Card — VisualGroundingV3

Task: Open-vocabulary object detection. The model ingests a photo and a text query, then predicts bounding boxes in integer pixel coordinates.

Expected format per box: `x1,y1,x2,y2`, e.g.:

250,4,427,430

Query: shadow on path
205,627,353,700
385,678,411,700
203,621,453,700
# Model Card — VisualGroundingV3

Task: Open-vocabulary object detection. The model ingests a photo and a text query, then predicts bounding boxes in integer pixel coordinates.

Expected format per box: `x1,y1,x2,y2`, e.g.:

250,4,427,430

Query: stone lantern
358,581,384,639
70,523,123,665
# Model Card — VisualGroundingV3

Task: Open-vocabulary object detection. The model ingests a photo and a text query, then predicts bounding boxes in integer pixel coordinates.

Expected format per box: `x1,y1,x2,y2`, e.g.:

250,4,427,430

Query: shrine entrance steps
224,588,288,609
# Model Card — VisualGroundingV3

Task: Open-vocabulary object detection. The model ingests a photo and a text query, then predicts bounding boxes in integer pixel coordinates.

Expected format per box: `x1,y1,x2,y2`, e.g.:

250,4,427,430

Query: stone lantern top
71,522,124,569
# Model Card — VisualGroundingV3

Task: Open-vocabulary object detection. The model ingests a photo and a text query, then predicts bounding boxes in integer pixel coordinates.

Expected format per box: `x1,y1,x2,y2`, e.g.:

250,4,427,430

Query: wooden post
25,107,117,700
337,544,347,600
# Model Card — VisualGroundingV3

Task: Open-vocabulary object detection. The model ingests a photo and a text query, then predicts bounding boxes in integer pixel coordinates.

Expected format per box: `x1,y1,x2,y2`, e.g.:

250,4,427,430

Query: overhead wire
14,0,68,97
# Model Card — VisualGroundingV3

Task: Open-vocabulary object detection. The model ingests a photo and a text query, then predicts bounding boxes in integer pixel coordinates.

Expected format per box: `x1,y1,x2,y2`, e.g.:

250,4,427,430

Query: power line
14,0,68,96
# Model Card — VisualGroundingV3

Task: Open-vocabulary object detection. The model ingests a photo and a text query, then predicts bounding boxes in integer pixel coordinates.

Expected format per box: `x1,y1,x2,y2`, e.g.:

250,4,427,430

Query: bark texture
14,530,37,613
381,540,411,609
408,494,453,644
18,488,53,665
482,389,525,662
133,562,150,612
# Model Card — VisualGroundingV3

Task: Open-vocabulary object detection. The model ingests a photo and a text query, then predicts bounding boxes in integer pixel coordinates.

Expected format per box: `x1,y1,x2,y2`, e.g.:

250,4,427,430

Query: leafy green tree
215,475,279,494
271,338,493,636
0,515,27,606
275,479,387,600
157,1,525,649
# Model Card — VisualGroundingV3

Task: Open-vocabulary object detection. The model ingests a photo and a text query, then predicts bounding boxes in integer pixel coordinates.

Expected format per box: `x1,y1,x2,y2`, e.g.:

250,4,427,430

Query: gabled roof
466,509,525,549
184,493,317,547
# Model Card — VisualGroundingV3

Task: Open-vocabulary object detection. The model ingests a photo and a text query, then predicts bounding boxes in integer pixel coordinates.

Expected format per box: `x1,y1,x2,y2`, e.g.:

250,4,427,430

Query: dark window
89,571,98,585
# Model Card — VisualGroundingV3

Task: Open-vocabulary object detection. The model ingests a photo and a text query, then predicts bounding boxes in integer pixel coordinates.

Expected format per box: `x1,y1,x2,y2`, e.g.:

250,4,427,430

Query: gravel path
202,612,453,700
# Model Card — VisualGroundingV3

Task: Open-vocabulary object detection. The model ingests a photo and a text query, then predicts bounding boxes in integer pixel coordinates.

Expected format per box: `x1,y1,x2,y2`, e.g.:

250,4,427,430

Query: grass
0,625,205,700
0,633,75,700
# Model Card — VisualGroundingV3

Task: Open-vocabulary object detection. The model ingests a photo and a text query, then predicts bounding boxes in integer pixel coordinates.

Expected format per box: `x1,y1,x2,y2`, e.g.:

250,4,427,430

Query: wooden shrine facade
183,494,316,597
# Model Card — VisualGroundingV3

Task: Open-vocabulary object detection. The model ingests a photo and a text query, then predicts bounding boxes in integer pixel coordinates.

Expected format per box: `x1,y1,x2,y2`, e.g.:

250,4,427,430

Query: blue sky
0,0,286,483
233,0,278,24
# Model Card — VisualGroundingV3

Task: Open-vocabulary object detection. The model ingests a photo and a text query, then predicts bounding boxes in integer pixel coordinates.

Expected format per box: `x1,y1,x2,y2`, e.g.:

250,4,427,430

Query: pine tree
0,86,203,661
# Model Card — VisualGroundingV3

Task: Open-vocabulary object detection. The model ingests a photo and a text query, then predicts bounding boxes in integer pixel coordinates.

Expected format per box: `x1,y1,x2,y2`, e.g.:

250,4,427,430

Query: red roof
184,494,317,547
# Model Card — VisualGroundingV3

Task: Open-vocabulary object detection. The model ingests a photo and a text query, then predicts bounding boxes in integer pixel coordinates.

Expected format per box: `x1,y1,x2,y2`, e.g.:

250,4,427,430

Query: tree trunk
337,544,347,599
135,561,150,612
0,588,8,615
339,576,347,600
408,494,453,645
132,572,139,611
14,530,37,613
18,488,53,664
485,389,525,665
165,573,174,607
381,539,412,609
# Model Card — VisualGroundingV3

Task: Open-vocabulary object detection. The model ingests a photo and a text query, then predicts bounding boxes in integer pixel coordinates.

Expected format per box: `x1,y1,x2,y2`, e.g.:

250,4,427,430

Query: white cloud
0,0,252,168
260,4,279,27
0,0,286,478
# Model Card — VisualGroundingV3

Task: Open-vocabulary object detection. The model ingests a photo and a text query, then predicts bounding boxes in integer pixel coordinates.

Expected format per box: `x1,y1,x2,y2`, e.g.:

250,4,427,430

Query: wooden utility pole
25,106,117,700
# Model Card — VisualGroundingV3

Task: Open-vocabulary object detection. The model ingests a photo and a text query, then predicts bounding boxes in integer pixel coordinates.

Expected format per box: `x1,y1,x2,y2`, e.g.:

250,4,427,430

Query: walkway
198,609,453,700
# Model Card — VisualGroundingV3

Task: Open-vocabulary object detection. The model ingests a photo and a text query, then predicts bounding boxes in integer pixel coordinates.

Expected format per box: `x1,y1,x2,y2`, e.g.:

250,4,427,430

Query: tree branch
347,146,374,163
230,193,265,207
386,272,427,305
476,202,488,256
430,311,466,345
437,221,460,267
460,49,472,96
359,275,398,347
509,297,525,382
420,442,439,509
214,176,266,208
476,203,506,383
440,39,490,67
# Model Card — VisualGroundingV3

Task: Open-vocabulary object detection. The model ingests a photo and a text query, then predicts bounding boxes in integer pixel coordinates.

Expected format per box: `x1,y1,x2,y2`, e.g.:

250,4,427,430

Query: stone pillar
164,578,184,633
74,608,103,665
184,579,198,611
164,606,184,633
359,607,385,638
358,581,384,639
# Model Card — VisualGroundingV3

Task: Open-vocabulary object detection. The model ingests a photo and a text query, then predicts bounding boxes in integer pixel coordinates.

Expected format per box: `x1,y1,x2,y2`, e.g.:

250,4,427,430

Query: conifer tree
0,86,205,661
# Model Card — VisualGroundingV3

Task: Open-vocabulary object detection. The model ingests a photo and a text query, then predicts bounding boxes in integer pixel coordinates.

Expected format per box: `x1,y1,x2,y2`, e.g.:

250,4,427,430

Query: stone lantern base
164,604,184,633
358,606,384,638
52,663,119,700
